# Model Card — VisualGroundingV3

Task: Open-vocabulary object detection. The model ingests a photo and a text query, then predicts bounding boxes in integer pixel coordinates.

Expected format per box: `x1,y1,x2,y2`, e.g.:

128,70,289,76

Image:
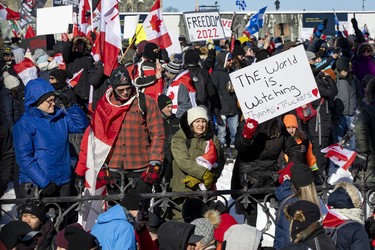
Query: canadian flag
0,3,20,20
53,53,66,70
76,89,136,230
196,140,218,170
25,25,36,38
78,0,91,36
13,58,38,85
142,0,172,49
99,0,121,76
67,68,84,88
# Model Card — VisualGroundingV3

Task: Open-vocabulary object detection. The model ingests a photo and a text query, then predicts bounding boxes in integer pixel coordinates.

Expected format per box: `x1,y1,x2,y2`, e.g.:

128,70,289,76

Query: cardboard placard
37,5,73,36
221,18,232,38
229,45,320,124
183,11,225,42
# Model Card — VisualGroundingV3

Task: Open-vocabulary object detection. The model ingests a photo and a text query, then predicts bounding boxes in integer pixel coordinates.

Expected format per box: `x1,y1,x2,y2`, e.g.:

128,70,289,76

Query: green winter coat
170,113,225,192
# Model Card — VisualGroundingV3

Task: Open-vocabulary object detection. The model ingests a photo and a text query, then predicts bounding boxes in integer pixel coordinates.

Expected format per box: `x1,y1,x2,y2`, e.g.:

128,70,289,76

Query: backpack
325,220,358,245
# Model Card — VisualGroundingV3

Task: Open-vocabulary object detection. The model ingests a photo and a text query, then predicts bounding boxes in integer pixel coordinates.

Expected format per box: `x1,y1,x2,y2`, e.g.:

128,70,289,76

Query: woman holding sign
231,117,301,224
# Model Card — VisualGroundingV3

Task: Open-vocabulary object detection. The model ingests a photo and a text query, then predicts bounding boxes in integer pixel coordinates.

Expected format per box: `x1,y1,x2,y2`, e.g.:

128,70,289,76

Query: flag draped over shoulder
245,6,267,35
0,3,20,20
13,58,38,85
143,0,172,49
99,0,121,76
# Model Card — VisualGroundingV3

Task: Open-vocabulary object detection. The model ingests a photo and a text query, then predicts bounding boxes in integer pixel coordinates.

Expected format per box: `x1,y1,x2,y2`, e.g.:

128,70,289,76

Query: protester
0,220,42,250
13,78,88,198
0,125,14,199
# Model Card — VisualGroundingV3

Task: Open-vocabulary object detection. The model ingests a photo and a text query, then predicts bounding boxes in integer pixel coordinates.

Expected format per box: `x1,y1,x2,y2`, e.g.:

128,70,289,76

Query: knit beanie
335,57,350,72
285,200,321,241
136,40,149,57
3,71,20,89
35,92,55,107
283,114,298,129
184,49,200,66
232,45,245,57
182,197,209,223
191,218,214,245
109,65,132,88
163,60,182,74
49,69,73,83
55,223,83,248
64,226,99,250
20,203,48,223
306,51,316,60
255,49,269,62
187,106,208,126
290,163,314,189
121,189,143,211
157,94,172,111
143,42,159,61
223,224,262,250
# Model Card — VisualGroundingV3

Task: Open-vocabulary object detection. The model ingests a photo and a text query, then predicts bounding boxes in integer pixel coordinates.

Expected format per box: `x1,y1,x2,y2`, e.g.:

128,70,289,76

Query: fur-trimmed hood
357,42,375,56
329,181,362,208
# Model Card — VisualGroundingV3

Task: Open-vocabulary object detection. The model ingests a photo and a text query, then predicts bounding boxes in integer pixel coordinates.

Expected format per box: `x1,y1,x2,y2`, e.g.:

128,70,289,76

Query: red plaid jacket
106,93,165,170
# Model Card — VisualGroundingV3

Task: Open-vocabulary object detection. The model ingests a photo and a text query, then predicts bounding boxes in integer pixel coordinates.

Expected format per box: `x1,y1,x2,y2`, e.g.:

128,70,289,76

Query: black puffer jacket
231,117,301,193
211,51,239,116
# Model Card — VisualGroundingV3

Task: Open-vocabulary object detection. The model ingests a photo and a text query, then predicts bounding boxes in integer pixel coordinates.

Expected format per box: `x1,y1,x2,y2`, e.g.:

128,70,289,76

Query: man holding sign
230,45,322,224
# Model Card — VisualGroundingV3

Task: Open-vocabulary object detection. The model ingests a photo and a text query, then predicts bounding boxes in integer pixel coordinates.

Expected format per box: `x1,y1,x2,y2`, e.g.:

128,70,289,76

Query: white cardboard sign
221,18,232,38
229,45,320,124
37,5,73,36
183,11,225,42
123,15,140,39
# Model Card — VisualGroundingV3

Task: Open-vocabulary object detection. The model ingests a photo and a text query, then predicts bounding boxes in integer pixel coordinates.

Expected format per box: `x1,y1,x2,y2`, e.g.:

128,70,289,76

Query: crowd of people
0,14,374,250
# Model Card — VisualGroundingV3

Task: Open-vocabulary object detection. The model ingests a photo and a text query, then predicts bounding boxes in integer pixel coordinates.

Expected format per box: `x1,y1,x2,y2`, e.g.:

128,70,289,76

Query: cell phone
137,200,149,222
68,24,73,34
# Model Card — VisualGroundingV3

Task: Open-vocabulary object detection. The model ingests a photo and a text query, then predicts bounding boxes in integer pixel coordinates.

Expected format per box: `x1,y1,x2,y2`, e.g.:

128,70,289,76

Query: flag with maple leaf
0,3,20,20
142,0,172,49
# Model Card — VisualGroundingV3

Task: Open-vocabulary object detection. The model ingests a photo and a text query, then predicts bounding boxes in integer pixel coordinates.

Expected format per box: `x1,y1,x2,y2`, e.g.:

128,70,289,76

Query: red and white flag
67,68,84,88
13,58,38,85
25,25,36,38
76,89,136,230
78,0,91,36
143,0,172,49
53,53,66,69
99,0,121,76
0,3,20,20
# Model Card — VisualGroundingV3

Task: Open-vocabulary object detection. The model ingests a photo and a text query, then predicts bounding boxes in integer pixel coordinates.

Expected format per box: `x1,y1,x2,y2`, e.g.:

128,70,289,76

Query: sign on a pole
37,5,73,36
221,18,232,38
123,15,140,39
183,11,225,42
229,45,320,124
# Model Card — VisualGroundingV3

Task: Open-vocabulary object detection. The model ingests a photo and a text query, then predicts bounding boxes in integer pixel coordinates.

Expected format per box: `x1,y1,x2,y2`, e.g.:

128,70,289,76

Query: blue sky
162,0,375,12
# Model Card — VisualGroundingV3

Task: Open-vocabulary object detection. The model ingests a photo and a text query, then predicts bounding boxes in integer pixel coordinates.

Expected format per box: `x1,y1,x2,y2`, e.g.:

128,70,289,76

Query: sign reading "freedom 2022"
183,11,225,42
229,45,320,124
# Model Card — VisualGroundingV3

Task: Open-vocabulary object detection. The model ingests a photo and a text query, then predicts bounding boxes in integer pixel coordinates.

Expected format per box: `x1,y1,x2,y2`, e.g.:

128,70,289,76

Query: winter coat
231,117,301,193
12,79,88,188
186,65,211,108
211,52,239,116
35,219,56,250
0,125,14,196
355,100,375,171
334,73,359,116
158,221,196,250
300,74,338,139
352,44,375,82
0,84,24,129
170,112,225,192
91,205,136,250
161,114,180,182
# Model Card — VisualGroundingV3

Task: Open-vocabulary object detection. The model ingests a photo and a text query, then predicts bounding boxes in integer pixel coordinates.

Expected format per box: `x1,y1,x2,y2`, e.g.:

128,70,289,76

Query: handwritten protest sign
183,11,225,42
229,45,320,124
221,18,232,38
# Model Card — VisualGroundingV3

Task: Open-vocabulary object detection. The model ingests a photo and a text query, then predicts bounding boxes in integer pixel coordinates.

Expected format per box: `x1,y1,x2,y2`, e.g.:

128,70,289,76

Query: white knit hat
3,72,20,89
187,106,208,126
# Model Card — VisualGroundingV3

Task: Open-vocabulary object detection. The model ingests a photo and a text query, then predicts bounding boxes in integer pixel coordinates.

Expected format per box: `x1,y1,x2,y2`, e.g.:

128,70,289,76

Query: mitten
277,162,294,184
242,118,258,139
351,17,358,29
202,170,215,189
55,91,72,107
196,140,218,170
351,154,367,172
141,161,161,184
313,171,324,186
42,182,58,197
182,175,201,188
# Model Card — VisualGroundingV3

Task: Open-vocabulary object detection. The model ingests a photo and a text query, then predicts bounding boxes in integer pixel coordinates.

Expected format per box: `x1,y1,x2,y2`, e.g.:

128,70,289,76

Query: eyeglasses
116,87,132,94
363,49,371,53
45,97,55,105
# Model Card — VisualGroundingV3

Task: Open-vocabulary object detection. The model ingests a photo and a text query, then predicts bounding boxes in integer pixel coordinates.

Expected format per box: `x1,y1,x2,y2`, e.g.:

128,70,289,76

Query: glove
313,171,324,186
202,170,215,189
75,175,85,188
277,162,294,184
196,140,218,170
216,115,224,127
141,161,161,184
41,182,58,197
351,154,367,172
206,39,214,50
55,91,72,107
182,175,201,188
351,17,358,29
242,118,259,139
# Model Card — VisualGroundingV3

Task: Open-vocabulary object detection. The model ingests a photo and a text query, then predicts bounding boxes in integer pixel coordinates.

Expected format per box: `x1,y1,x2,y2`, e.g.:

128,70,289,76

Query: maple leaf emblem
168,91,174,101
150,14,162,33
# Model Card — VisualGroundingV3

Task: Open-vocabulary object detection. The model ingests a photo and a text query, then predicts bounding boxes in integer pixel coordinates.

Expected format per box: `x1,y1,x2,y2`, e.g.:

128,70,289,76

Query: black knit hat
0,221,41,250
158,94,172,111
285,200,321,241
143,42,159,61
64,226,99,250
49,69,73,83
121,189,143,211
20,203,48,223
232,45,245,57
327,187,355,209
335,57,350,72
290,163,314,189
182,197,209,223
35,92,55,107
184,49,200,66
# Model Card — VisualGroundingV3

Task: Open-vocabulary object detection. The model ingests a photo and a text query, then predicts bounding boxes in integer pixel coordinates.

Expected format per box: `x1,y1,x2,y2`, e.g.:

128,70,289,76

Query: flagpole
118,27,142,63
90,0,93,33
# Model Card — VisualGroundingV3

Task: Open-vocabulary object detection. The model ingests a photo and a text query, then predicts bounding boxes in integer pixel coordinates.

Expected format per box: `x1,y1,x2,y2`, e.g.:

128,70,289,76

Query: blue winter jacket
13,78,88,188
91,205,136,250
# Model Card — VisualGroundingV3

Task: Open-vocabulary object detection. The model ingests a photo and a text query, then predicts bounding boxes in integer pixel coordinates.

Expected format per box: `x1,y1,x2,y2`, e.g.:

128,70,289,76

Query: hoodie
91,205,136,250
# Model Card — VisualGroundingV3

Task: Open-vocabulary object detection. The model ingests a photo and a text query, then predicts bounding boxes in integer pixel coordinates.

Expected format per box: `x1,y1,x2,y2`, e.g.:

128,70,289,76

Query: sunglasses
116,87,132,94
363,49,371,53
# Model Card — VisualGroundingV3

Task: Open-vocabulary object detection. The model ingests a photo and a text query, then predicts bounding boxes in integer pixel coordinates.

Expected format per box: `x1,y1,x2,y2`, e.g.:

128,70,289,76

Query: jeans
217,114,239,146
